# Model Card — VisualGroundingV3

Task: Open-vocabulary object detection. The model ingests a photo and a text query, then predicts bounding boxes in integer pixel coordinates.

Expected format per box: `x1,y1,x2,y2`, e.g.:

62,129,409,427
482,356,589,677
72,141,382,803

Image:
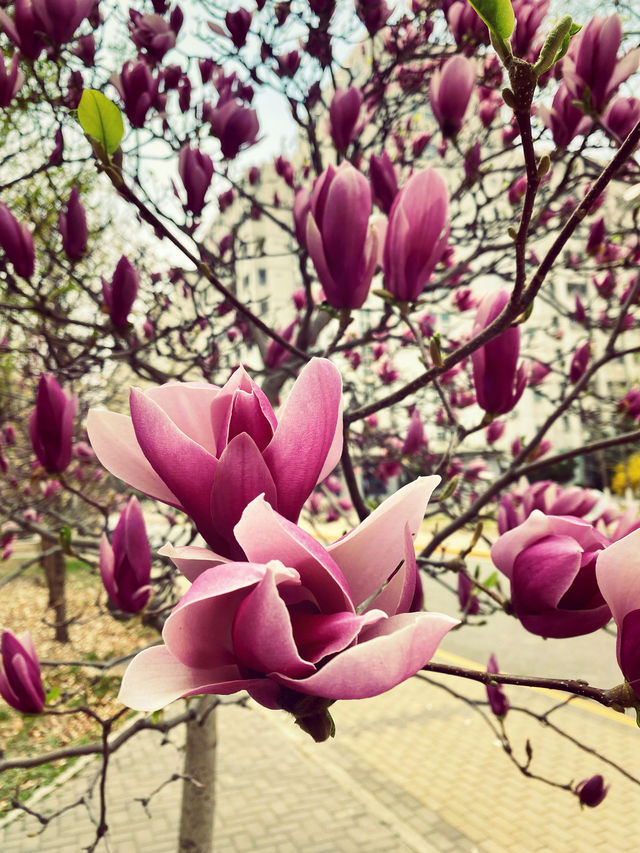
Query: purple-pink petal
328,476,439,608
233,564,316,678
118,645,280,712
273,612,457,699
263,358,343,522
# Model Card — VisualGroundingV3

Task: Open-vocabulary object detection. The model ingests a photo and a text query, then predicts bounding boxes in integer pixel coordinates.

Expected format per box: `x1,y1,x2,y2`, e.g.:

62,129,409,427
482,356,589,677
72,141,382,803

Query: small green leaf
59,525,73,553
467,0,515,39
45,686,60,704
483,571,499,588
77,89,124,155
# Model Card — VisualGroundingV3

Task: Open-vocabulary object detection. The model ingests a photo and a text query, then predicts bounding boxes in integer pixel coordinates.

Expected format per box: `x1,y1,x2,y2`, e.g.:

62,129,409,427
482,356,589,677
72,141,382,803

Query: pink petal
118,645,277,712
87,409,179,506
290,609,384,663
158,542,228,582
145,383,220,454
233,564,316,678
129,388,219,544
596,528,640,626
274,611,458,699
367,524,419,616
210,434,278,553
163,561,297,668
234,496,352,611
328,476,439,608
263,358,343,523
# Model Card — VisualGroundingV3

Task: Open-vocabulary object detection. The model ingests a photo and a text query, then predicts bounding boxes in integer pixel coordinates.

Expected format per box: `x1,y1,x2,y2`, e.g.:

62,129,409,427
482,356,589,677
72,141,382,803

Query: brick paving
1,659,639,852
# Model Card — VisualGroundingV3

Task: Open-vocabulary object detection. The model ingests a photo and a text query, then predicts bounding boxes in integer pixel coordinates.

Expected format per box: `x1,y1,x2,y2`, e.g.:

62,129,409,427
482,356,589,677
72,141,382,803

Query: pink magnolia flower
209,100,259,159
100,496,152,614
492,510,610,638
0,0,46,61
382,168,449,303
118,479,457,731
596,529,640,698
32,0,93,46
0,630,45,714
563,14,640,114
538,84,592,149
87,359,343,559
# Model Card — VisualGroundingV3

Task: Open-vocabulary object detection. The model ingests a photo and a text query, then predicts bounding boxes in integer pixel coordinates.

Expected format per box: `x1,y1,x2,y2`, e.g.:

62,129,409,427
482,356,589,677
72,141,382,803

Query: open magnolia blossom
87,357,342,559
118,478,458,738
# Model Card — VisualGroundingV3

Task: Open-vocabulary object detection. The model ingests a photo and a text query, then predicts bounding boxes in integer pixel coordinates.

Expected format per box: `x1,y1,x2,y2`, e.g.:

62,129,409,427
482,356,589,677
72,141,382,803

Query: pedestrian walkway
1,652,638,852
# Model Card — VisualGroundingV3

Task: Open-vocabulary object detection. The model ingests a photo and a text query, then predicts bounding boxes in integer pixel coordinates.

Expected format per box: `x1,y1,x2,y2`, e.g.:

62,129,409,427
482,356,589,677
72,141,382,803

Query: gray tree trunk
40,535,69,643
178,697,217,853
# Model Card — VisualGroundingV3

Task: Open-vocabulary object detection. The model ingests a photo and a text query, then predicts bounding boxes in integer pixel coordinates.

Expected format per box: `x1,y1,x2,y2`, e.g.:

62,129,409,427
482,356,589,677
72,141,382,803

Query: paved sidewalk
1,654,639,853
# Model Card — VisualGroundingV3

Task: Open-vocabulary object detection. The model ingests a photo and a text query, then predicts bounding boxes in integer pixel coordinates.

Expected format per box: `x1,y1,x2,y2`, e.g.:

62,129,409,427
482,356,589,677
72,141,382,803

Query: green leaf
45,686,60,704
77,90,124,155
483,571,499,589
467,0,515,39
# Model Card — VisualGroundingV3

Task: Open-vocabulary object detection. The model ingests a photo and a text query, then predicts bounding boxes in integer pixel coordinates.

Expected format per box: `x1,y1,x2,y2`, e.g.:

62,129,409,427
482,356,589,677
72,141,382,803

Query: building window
242,274,249,289
258,268,267,286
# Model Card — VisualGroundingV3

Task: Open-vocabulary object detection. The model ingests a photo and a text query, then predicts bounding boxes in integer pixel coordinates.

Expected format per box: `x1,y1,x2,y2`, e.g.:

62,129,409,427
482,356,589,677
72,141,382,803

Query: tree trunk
40,534,69,643
178,697,217,853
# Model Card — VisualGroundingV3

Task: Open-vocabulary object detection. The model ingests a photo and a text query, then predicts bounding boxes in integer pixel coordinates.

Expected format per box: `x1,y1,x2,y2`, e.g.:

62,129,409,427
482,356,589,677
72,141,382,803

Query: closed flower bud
0,202,34,279
458,573,480,616
429,55,475,138
29,373,77,473
402,409,427,455
0,630,45,714
486,654,509,717
575,775,609,808
369,151,398,214
356,0,391,36
178,145,214,217
382,168,449,303
471,290,527,415
100,496,152,614
569,341,590,383
103,256,139,329
58,186,88,261
225,8,252,48
329,86,362,152
305,162,379,309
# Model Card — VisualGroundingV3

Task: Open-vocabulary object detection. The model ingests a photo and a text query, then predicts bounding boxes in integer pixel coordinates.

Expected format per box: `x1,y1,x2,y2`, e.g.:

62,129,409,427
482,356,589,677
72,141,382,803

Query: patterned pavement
1,652,638,853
